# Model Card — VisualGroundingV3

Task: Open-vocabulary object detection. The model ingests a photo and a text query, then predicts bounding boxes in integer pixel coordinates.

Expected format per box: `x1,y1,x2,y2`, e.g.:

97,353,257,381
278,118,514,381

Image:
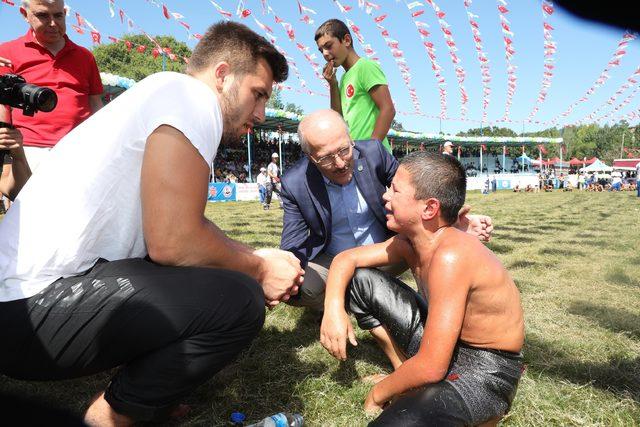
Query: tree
267,87,285,110
92,35,191,81
266,87,304,115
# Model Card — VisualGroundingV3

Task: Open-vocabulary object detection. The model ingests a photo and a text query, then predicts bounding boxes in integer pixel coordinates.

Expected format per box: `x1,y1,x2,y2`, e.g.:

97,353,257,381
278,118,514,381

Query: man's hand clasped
253,248,304,307
457,205,494,242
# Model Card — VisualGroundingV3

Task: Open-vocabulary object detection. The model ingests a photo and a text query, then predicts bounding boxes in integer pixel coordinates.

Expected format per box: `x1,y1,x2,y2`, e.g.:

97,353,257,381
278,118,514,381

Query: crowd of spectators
212,132,303,183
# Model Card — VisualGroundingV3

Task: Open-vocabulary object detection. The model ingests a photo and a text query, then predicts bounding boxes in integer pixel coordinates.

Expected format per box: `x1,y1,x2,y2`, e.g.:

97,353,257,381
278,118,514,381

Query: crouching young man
320,152,524,426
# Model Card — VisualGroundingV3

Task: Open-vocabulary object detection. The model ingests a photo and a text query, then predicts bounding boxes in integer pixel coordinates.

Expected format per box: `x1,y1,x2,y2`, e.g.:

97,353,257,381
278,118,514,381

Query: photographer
0,0,103,172
0,125,31,202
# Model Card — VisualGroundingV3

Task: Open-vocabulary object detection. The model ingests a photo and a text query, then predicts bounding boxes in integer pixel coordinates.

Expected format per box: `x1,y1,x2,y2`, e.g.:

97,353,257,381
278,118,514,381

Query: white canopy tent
580,159,613,173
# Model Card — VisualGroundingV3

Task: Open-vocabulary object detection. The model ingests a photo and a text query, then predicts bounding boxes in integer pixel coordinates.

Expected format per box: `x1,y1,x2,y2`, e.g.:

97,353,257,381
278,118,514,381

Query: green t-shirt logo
346,83,355,98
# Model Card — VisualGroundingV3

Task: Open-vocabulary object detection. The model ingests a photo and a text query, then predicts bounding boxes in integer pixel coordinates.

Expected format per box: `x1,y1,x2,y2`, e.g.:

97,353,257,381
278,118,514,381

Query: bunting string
249,12,327,97
546,31,637,126
425,0,469,117
496,0,517,121
261,0,329,90
593,84,640,124
402,0,447,118
463,0,491,123
357,2,423,114
330,0,378,60
527,1,555,122
574,66,640,125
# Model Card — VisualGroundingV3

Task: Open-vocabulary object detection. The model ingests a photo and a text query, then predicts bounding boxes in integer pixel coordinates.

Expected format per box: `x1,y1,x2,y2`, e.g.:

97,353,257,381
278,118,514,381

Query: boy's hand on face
322,60,337,83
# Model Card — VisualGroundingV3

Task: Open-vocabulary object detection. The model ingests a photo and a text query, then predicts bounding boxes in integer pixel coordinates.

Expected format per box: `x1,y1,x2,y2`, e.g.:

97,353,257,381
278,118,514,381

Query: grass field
1,191,639,426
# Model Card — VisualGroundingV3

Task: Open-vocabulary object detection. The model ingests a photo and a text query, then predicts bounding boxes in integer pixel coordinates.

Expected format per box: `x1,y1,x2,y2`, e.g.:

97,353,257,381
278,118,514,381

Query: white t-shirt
0,72,222,302
256,172,269,187
267,161,279,182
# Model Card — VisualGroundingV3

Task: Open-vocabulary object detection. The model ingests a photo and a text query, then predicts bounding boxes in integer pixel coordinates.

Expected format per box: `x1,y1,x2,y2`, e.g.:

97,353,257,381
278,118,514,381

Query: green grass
1,191,639,426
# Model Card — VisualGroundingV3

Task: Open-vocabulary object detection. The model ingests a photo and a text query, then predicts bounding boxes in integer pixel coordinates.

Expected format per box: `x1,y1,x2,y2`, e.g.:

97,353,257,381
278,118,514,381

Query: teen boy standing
315,19,395,153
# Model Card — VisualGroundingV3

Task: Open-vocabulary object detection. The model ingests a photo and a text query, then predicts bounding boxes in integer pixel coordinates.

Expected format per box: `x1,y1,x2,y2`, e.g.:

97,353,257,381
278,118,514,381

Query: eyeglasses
311,141,354,168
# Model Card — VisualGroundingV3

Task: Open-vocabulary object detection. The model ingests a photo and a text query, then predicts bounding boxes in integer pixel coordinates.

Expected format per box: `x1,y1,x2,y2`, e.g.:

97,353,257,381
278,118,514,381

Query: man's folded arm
141,125,264,277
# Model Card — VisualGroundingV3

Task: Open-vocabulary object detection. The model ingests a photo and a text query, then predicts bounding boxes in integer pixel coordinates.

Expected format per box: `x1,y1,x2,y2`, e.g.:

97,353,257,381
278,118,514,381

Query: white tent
580,159,613,172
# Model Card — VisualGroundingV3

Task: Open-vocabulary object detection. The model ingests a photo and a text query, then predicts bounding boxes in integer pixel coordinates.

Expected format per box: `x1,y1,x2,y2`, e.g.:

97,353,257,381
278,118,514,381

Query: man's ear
20,6,28,20
212,61,231,92
421,198,440,221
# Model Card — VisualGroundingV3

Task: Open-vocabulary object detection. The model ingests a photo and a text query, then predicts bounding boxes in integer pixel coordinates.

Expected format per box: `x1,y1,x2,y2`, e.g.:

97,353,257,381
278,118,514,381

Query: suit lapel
305,162,331,237
352,149,387,225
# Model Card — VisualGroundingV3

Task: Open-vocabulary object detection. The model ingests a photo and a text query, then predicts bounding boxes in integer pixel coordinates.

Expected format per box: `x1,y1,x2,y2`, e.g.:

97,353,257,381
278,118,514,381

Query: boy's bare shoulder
434,228,484,258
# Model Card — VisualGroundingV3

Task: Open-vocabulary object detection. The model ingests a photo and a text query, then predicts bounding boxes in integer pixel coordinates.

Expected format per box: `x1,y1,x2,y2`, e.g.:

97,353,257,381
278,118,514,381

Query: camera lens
20,84,57,112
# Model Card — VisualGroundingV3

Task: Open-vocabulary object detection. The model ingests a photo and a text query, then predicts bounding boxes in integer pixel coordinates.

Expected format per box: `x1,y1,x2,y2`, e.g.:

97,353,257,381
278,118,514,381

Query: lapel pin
357,165,363,172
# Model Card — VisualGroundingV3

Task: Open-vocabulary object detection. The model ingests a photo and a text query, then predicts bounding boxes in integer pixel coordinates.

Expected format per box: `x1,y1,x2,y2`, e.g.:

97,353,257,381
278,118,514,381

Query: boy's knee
350,268,379,299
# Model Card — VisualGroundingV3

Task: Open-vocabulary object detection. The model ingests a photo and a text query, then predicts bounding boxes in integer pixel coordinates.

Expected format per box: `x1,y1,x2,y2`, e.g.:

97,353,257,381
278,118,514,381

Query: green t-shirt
339,58,391,152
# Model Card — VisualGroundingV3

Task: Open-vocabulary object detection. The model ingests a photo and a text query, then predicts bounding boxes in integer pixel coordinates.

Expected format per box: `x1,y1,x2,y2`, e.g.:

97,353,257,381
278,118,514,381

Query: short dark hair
400,152,467,224
315,19,351,42
188,21,288,83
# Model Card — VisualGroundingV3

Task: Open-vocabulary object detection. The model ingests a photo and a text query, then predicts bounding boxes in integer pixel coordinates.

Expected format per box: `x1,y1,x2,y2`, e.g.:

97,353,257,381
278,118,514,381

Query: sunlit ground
1,190,639,426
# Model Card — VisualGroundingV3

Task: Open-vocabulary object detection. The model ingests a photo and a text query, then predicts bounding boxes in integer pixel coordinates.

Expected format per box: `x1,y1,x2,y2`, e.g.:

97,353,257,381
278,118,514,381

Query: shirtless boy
320,151,524,426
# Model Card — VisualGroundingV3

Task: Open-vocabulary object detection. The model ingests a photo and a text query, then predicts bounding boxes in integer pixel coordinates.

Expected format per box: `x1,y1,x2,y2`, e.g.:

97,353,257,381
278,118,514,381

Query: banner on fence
208,183,236,202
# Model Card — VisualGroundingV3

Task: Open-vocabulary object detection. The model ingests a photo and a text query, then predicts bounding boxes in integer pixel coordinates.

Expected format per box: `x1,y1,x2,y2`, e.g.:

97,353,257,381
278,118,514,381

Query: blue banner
496,179,512,190
208,183,236,202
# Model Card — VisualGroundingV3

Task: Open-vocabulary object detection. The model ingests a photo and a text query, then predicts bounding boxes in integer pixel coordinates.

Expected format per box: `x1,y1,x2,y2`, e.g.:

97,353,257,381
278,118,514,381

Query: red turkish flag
498,5,508,14
542,3,554,15
90,31,101,44
125,40,132,51
162,4,170,19
2,0,15,6
411,10,424,17
241,9,251,18
481,144,486,151
137,45,147,53
436,10,445,19
152,48,159,59
537,144,548,154
374,14,387,23
119,9,124,23
71,25,84,34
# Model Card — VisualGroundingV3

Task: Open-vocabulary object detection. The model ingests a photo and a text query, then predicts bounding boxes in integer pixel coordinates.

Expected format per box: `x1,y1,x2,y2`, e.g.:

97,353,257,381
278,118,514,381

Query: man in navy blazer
280,110,492,310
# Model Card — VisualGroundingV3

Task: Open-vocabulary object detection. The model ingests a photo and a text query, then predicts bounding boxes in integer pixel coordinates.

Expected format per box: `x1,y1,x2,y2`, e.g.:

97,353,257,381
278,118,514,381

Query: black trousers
348,269,523,427
0,258,265,421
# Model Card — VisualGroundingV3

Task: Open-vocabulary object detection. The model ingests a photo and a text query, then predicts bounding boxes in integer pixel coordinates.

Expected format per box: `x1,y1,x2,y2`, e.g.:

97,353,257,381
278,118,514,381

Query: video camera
1,74,57,176
0,73,57,116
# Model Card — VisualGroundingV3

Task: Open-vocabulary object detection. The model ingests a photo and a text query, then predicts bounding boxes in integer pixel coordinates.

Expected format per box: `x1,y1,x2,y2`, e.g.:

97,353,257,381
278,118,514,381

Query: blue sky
1,0,639,135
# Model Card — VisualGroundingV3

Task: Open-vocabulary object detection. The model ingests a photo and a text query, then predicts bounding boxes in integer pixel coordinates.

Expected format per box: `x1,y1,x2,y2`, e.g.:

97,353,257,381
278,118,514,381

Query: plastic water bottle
230,412,246,426
245,412,304,427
